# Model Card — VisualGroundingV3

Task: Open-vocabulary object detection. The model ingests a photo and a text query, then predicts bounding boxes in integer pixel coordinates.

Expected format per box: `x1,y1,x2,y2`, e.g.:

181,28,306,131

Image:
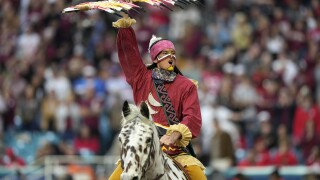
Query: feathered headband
148,35,175,63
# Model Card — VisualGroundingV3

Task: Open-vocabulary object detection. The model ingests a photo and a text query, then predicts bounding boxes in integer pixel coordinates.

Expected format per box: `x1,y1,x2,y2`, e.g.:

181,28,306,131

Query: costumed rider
109,15,206,180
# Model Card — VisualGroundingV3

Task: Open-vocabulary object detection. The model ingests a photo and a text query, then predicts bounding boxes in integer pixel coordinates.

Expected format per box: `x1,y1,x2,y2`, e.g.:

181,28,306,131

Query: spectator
215,74,232,108
293,86,316,145
271,87,296,136
274,124,290,150
40,90,59,132
181,23,203,58
252,138,272,166
271,52,298,86
73,65,105,98
44,67,72,102
106,93,124,152
232,73,258,108
266,26,285,56
15,85,40,130
2,148,25,168
299,120,320,163
35,142,67,165
272,139,298,166
0,86,17,130
73,124,100,155
210,119,235,171
200,98,240,154
286,20,306,55
257,78,279,112
16,24,41,62
55,93,80,136
239,43,261,77
306,146,320,168
231,13,252,52
254,111,277,150
238,149,257,167
201,62,224,102
238,138,272,167
78,87,103,133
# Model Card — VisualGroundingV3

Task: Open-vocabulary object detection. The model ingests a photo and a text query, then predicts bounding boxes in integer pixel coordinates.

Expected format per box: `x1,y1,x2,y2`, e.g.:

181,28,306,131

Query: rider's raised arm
114,18,147,86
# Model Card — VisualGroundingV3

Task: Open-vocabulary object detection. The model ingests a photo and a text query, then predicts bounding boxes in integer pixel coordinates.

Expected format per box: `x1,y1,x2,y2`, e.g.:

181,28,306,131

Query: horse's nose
132,176,138,180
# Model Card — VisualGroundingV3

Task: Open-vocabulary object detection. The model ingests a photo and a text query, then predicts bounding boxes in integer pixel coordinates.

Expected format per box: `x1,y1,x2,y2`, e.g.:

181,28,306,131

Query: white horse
118,101,189,180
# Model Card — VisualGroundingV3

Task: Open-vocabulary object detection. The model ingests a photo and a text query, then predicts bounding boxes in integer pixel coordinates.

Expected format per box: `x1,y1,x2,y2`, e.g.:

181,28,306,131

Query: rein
140,125,165,180
141,132,155,178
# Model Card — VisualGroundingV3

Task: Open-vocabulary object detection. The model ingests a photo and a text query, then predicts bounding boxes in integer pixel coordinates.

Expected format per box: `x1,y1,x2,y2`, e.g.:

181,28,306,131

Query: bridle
141,131,165,180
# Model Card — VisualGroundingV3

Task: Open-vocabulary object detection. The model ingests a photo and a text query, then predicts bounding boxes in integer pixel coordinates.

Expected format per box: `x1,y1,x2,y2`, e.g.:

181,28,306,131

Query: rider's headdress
148,35,175,63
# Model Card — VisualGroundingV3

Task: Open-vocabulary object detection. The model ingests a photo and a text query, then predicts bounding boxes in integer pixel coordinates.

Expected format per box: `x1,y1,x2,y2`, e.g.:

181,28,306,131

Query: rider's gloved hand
112,15,136,28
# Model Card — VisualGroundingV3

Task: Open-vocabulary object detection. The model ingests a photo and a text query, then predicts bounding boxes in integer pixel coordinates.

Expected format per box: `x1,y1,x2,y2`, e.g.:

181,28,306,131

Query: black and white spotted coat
119,102,188,180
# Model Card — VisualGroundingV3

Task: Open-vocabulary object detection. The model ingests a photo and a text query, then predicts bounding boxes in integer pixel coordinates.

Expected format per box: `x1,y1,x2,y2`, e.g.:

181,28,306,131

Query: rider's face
156,49,176,71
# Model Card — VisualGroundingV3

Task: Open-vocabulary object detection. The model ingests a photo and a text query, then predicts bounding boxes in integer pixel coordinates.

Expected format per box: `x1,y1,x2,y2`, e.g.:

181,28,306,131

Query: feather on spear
62,0,201,15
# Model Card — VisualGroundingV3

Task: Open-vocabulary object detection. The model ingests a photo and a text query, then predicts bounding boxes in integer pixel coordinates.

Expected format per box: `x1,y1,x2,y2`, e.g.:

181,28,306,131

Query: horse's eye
146,137,152,144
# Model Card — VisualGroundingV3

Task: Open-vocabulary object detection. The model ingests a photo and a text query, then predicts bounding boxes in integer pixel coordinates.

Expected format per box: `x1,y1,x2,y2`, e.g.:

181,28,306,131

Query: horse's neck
145,127,187,180
148,151,188,180
145,146,167,179
144,128,167,179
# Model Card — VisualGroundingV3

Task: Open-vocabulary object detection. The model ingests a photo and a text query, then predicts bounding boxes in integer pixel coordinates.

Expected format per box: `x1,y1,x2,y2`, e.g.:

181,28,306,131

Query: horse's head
119,101,158,180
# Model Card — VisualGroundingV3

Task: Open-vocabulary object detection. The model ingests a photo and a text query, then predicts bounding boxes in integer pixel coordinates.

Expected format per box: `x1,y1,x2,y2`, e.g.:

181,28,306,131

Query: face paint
156,49,176,71
156,53,176,62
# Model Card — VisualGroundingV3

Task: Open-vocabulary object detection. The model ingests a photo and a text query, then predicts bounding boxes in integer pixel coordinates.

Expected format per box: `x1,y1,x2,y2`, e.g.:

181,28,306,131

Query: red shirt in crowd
272,150,298,166
74,137,100,154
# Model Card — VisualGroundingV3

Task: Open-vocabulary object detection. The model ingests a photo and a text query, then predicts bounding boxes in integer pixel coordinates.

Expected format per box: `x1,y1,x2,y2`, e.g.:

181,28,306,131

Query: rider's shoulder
176,75,198,88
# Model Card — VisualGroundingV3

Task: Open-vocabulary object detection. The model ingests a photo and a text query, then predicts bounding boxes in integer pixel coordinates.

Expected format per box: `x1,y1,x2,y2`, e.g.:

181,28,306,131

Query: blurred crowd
0,0,320,174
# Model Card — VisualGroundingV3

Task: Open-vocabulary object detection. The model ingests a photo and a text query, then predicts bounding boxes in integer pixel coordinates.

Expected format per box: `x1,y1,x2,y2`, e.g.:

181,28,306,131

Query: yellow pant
108,163,206,180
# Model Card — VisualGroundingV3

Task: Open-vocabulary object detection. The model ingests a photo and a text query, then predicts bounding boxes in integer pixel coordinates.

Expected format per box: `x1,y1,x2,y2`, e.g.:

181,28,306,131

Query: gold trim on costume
145,101,158,115
148,92,162,107
166,124,192,147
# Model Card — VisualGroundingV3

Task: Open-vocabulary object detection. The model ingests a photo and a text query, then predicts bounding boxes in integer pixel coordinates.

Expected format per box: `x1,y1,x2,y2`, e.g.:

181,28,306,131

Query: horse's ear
122,100,130,117
140,102,149,119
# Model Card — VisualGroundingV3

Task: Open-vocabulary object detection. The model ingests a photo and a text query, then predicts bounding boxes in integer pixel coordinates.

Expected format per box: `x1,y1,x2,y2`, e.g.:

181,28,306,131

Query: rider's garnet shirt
117,27,202,139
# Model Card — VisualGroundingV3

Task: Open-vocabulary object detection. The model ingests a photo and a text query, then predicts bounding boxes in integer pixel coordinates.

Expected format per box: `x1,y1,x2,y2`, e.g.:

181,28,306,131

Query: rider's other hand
160,131,182,146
